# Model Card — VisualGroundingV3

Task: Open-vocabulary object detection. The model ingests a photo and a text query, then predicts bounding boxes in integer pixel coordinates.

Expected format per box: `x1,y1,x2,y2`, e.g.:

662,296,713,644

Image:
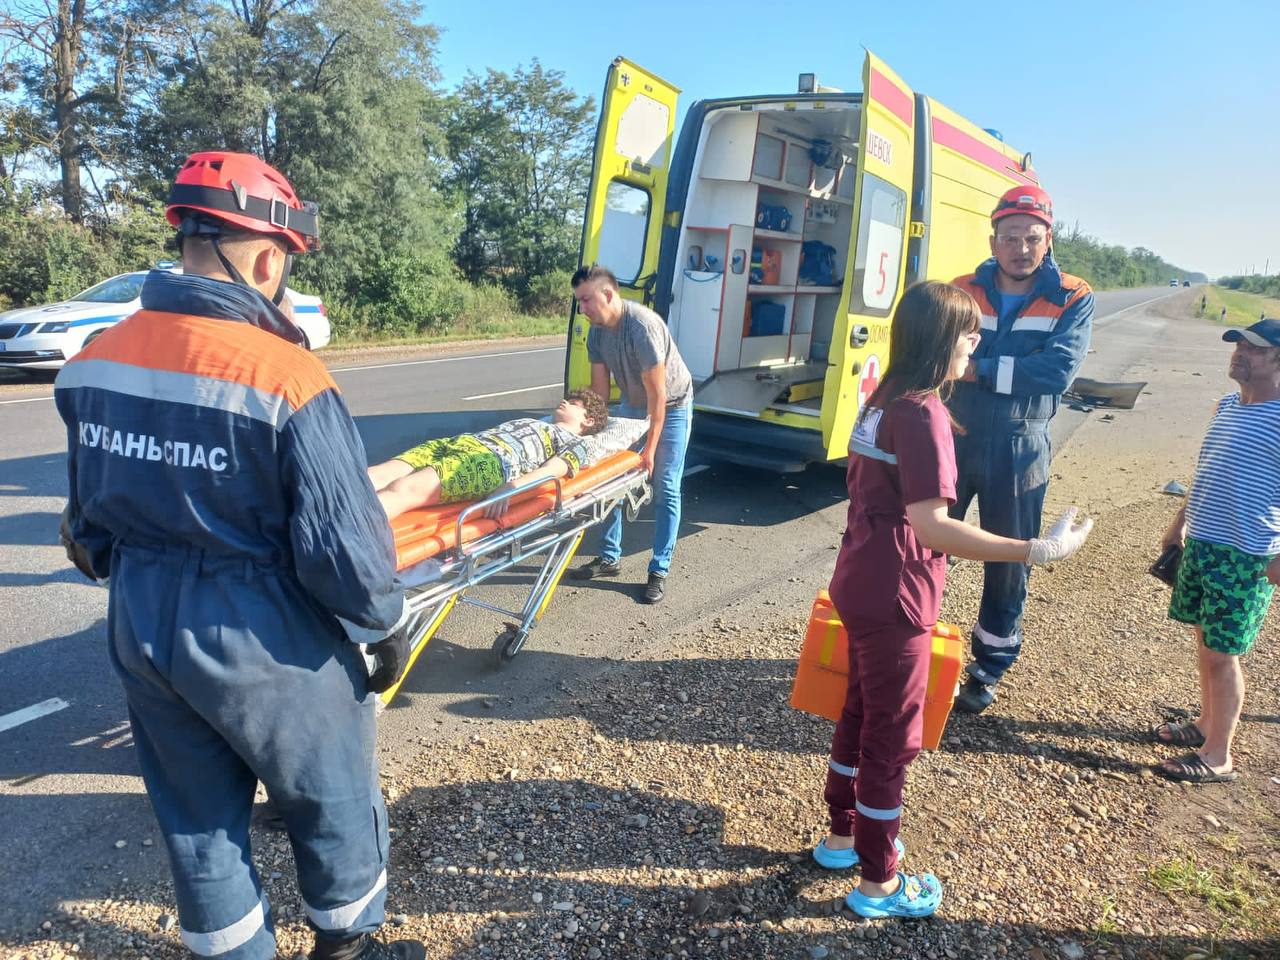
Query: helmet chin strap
274,252,293,306
209,234,291,305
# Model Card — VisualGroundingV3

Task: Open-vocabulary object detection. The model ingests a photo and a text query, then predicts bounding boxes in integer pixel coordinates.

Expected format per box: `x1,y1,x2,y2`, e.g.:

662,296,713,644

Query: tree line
1052,223,1203,289
1215,274,1280,298
2,2,1202,338
1,0,593,335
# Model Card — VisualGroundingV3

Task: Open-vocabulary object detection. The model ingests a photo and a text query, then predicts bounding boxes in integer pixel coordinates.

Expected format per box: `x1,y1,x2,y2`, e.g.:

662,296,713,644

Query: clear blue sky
425,0,1278,280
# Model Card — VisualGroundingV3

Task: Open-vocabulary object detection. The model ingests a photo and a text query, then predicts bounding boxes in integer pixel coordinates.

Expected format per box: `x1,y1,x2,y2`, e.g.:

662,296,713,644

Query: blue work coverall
54,271,406,960
947,253,1093,686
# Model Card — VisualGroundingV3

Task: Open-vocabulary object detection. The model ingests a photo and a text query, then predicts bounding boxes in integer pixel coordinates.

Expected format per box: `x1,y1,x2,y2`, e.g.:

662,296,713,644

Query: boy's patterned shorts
395,435,504,504
1169,537,1275,655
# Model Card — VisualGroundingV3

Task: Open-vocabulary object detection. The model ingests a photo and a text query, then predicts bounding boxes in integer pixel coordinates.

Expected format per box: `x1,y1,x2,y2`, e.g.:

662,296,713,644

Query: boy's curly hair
567,389,608,435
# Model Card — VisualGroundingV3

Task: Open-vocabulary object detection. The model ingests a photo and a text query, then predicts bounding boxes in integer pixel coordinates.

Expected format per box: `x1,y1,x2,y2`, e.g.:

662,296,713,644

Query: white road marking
0,345,564,405
0,697,70,734
0,395,54,406
461,382,563,401
330,346,562,374
0,299,1166,407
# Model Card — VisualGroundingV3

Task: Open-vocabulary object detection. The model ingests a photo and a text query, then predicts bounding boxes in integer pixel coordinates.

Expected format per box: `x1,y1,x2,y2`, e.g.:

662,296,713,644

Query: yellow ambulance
566,52,1043,470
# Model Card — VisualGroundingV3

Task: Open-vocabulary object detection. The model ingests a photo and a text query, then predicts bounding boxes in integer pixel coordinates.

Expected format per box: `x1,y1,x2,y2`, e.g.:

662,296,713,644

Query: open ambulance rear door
566,58,680,392
820,53,915,459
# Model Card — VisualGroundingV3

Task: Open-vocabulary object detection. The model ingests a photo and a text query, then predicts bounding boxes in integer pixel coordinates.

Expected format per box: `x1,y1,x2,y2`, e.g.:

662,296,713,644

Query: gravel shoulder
6,303,1278,960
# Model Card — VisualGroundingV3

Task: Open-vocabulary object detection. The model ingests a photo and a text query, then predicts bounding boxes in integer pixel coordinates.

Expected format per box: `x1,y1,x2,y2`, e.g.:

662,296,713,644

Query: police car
0,264,330,371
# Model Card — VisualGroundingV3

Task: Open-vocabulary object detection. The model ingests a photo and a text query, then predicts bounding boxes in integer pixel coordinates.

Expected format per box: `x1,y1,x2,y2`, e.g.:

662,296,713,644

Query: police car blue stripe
67,314,128,329
292,304,321,313
57,358,296,429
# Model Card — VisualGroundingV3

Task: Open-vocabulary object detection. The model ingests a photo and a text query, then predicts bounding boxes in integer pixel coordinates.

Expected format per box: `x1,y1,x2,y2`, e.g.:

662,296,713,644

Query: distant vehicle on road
0,266,329,371
1182,280,1191,287
1169,278,1179,287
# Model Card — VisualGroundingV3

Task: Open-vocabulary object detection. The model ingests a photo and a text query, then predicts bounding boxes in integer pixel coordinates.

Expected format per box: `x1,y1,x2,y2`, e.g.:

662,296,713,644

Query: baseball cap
1223,318,1280,347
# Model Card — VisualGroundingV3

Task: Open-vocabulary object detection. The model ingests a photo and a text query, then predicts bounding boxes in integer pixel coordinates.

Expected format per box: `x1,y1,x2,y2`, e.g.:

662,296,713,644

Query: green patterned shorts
1169,537,1275,655
394,435,504,504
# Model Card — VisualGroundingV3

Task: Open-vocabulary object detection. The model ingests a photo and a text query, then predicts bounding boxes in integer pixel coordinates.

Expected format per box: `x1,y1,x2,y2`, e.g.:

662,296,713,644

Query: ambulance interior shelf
670,103,858,401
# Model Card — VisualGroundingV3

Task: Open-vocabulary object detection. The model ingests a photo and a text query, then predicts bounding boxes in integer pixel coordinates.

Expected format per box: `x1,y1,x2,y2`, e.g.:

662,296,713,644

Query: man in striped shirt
1155,318,1280,783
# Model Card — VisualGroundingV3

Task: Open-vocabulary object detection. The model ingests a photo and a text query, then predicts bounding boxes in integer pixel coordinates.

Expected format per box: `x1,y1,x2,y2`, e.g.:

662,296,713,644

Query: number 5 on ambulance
569,52,1044,472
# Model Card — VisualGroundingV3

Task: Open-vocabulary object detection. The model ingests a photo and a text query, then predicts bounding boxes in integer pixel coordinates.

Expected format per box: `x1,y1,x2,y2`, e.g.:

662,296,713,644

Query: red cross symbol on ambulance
858,354,881,407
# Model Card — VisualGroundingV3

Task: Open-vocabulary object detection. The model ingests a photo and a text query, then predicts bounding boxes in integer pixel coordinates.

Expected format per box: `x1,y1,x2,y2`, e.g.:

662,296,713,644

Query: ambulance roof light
798,73,844,94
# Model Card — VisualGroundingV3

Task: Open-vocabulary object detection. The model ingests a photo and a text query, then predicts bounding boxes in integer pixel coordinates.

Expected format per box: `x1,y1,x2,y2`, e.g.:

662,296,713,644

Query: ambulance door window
597,180,650,285
615,94,671,169
849,174,907,317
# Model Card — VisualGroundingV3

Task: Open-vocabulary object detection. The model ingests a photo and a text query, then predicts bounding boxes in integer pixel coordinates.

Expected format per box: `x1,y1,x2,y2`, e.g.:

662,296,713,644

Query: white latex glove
1026,506,1094,565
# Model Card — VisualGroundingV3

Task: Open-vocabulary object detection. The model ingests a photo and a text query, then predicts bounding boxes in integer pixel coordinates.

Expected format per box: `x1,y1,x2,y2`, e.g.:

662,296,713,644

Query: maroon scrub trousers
824,392,956,883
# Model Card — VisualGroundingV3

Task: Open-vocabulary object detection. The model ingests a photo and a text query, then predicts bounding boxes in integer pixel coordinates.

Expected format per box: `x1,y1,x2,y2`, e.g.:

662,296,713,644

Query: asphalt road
0,285,1184,934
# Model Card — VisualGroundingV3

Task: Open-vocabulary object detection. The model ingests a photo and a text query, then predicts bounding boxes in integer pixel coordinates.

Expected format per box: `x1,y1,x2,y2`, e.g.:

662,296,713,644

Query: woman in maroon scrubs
813,281,1093,918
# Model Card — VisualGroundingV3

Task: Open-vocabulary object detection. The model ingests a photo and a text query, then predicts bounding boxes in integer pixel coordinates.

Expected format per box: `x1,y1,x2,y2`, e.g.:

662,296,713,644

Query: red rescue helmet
165,151,320,253
991,184,1053,229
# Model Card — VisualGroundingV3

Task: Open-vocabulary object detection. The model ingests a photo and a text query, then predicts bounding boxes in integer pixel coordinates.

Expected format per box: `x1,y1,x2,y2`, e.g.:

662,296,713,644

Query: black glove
60,503,100,582
365,625,410,694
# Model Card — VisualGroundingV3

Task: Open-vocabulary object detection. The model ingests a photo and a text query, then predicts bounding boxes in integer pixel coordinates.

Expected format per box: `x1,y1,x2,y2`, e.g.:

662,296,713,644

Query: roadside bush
362,252,469,335
0,200,171,307
40,219,117,302
1218,275,1280,298
319,296,380,342
457,282,519,330
521,268,573,316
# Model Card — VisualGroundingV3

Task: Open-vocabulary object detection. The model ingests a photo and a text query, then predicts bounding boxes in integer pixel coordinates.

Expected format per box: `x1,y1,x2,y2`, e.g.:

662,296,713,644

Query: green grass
1204,831,1242,854
1197,286,1280,328
1092,893,1120,938
1148,856,1275,933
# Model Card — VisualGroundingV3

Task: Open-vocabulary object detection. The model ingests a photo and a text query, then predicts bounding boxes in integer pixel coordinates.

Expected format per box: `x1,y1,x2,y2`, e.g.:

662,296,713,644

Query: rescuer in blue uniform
947,185,1095,714
55,152,423,960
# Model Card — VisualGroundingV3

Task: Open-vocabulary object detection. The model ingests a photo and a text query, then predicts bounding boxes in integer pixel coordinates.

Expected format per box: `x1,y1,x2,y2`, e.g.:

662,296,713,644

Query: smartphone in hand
1149,544,1182,586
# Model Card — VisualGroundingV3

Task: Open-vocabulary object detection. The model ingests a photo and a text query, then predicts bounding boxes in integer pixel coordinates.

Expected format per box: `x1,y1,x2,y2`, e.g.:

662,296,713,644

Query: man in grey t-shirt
569,264,693,604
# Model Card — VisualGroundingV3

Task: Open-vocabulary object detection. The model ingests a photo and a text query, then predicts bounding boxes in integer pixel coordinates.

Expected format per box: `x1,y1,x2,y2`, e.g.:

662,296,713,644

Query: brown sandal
1152,719,1205,748
1155,752,1237,784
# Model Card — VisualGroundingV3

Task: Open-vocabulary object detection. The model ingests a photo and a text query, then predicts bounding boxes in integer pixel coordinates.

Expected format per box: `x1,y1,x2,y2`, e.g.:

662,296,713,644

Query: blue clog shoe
845,871,943,918
811,837,905,870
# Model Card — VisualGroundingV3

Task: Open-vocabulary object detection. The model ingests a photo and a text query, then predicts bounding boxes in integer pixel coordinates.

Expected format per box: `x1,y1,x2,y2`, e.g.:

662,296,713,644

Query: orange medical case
789,590,964,750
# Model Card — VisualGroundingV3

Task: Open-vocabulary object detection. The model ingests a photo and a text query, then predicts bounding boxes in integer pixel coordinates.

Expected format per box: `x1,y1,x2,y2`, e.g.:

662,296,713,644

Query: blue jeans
949,424,1051,686
599,403,691,576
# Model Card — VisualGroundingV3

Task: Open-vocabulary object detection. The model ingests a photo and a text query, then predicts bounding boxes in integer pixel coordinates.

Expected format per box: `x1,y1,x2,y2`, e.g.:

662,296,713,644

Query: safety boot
310,933,426,960
952,675,995,715
569,556,621,580
642,572,666,604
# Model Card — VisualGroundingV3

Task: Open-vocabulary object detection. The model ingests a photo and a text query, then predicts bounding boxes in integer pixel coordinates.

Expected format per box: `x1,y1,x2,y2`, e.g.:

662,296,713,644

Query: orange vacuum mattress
391,450,643,571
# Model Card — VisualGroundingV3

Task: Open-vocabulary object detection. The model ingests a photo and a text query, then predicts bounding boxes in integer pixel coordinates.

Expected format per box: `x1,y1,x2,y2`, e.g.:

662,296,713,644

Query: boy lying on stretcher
368,390,610,520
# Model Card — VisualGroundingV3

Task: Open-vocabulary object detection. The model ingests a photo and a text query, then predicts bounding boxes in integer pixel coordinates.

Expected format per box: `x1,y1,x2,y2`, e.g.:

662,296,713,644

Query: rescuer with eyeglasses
946,185,1095,714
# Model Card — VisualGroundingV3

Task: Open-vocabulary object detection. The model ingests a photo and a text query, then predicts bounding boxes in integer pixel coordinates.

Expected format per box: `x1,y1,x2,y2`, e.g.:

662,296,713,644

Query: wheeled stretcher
380,449,652,702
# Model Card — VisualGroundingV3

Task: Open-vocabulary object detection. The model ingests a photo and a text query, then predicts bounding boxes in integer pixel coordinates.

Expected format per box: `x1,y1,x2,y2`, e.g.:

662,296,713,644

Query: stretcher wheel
492,623,528,664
